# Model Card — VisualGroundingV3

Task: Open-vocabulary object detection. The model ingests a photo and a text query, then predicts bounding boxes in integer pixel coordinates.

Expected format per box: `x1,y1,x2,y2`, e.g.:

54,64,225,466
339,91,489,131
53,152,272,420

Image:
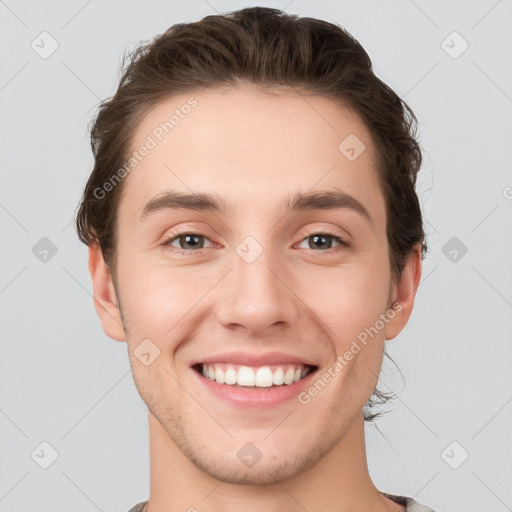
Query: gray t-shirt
127,492,437,511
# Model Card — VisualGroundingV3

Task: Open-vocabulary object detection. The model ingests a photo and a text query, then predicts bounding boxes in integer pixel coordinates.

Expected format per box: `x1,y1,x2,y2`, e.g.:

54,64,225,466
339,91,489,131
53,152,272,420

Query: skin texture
88,85,421,512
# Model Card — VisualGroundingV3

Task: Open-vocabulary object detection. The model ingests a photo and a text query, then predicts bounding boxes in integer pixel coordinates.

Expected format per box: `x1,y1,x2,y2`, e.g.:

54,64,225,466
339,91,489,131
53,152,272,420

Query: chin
196,459,301,486
187,443,323,486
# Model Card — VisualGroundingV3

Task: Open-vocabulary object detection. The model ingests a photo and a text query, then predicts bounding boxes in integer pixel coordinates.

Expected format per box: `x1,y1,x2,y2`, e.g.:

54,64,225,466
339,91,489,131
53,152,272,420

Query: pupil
182,234,202,249
311,234,331,250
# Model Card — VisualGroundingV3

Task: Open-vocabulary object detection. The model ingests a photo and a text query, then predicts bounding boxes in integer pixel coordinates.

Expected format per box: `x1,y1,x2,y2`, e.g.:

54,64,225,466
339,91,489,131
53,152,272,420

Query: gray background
1,1,511,511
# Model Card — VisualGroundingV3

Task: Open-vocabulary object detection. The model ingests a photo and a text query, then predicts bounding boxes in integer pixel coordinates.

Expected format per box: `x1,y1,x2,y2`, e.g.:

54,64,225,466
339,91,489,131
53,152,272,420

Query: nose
215,241,299,336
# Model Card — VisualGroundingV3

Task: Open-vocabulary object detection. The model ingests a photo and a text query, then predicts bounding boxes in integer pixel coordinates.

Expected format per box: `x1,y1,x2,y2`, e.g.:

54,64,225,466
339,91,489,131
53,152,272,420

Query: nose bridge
215,233,297,334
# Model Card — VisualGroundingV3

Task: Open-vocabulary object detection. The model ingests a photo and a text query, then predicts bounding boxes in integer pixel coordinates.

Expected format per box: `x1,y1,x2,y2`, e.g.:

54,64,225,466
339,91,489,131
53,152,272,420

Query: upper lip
191,351,318,368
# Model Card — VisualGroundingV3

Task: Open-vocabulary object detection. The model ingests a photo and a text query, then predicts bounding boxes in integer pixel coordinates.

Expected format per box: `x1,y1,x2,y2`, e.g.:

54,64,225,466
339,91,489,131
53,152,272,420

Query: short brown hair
75,6,426,421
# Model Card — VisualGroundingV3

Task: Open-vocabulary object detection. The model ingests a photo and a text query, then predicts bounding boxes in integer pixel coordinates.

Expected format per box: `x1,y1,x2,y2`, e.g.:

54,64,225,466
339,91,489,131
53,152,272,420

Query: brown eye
297,232,348,252
162,233,213,254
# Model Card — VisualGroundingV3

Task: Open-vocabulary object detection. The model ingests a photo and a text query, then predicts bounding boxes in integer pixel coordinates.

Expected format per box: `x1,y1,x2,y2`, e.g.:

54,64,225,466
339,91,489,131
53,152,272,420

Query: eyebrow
139,189,371,223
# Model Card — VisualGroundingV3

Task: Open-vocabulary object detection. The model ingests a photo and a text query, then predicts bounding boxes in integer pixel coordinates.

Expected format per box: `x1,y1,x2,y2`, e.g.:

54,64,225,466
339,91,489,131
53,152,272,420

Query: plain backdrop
1,1,511,511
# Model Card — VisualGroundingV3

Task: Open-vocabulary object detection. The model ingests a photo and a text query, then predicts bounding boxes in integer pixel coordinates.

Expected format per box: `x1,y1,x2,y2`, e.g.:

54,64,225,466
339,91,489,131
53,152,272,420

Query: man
76,7,436,512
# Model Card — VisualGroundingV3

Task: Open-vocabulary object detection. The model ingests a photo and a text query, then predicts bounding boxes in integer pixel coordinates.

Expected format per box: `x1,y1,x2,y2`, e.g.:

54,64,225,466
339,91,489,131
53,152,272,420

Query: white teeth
284,367,295,385
237,366,255,386
224,367,237,385
255,366,274,387
215,367,225,384
200,363,313,388
272,367,284,385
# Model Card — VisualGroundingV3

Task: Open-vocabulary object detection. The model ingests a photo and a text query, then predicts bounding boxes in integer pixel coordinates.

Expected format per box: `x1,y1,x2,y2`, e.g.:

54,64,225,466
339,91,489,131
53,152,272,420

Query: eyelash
161,229,350,256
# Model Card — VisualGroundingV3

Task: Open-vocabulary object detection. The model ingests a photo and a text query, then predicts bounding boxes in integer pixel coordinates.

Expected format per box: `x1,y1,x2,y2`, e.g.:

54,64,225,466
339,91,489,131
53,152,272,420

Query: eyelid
298,226,351,243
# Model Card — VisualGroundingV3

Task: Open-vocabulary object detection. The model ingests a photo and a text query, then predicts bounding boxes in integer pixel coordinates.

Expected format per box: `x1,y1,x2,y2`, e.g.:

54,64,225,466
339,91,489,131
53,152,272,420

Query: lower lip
193,367,318,408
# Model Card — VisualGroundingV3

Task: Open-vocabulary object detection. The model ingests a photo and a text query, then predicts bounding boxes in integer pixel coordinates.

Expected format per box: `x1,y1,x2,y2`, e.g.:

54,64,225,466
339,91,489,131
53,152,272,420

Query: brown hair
75,6,426,422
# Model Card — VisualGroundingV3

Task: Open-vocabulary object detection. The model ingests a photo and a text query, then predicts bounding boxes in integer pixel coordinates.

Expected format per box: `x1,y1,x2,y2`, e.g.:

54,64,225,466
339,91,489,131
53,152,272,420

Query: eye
161,230,349,256
296,231,349,252
162,232,213,255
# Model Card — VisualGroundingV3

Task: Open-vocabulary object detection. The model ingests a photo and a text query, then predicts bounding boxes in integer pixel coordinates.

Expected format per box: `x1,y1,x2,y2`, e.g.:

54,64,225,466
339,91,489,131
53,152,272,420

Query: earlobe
385,244,422,340
88,242,126,342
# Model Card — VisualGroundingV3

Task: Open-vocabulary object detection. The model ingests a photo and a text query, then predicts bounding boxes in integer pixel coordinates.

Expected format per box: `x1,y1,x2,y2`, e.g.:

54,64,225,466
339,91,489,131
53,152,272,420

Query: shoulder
126,496,439,512
125,501,148,512
381,491,439,512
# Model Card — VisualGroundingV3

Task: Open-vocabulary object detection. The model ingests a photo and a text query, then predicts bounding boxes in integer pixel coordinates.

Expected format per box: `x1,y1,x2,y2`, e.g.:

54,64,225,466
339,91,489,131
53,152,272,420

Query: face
90,85,420,485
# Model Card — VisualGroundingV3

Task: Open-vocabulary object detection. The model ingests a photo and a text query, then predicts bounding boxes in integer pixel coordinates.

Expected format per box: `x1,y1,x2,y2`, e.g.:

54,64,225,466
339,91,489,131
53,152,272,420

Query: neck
146,411,403,512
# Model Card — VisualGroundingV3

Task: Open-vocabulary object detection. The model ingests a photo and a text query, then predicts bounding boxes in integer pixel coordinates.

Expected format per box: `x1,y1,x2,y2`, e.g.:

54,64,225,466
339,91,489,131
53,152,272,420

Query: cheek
309,262,391,337
117,258,216,339
308,267,390,405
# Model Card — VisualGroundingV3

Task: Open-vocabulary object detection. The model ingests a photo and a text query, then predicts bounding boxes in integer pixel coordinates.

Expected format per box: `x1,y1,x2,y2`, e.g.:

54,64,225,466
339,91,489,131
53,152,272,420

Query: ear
88,242,126,342
385,244,422,340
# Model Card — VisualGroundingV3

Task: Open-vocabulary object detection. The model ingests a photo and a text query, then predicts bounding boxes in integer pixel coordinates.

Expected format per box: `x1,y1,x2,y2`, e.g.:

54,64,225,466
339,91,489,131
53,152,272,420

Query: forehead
118,86,385,226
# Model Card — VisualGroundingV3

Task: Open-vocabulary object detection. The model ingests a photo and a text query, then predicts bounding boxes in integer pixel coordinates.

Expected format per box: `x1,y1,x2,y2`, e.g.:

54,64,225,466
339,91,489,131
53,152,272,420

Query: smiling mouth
192,362,319,389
